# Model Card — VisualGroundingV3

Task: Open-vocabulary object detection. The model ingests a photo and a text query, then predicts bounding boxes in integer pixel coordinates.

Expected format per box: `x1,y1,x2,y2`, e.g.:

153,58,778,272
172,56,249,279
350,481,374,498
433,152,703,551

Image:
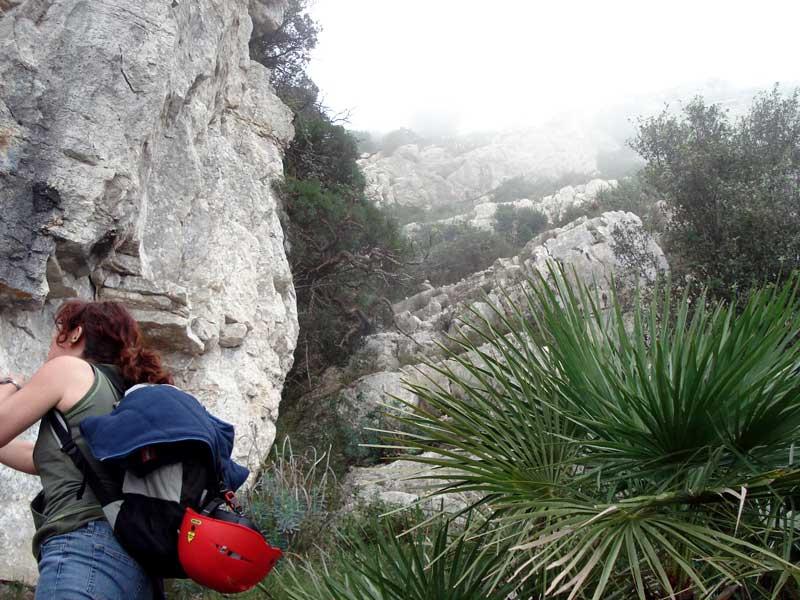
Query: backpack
45,382,282,594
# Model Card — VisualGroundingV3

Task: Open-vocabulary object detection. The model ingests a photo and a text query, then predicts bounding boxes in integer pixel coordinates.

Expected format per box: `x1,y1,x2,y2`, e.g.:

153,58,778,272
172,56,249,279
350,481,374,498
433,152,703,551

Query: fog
308,0,800,135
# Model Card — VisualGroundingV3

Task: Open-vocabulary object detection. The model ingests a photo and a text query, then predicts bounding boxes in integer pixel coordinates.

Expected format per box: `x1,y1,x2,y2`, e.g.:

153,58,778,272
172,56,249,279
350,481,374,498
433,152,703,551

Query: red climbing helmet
177,506,283,593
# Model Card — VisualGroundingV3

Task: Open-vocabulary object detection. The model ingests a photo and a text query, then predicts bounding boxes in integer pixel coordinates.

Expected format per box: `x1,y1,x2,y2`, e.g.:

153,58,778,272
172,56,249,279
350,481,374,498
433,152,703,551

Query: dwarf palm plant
387,264,800,599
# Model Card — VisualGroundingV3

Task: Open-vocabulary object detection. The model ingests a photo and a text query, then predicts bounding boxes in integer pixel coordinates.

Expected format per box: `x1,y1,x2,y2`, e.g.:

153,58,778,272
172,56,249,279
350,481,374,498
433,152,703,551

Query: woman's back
0,300,171,599
31,364,125,558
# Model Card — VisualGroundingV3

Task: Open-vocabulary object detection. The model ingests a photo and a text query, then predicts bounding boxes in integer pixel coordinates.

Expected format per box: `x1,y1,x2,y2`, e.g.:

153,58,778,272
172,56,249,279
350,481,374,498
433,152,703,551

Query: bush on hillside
244,439,335,555
280,176,410,391
250,0,319,112
285,117,365,189
253,1,414,398
490,175,539,203
632,85,800,299
495,205,548,246
275,514,531,600
490,172,589,204
350,130,380,155
595,175,665,230
379,128,426,156
410,224,514,289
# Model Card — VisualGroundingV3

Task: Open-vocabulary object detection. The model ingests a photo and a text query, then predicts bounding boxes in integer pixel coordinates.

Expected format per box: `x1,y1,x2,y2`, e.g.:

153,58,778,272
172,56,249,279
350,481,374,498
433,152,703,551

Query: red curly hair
54,300,173,385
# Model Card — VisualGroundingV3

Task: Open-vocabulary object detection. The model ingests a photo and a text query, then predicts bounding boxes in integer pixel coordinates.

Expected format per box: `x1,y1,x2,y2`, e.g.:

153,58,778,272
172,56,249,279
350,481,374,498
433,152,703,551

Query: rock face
249,0,285,31
359,119,614,213
301,212,667,507
343,453,478,516
0,0,297,582
0,1,22,15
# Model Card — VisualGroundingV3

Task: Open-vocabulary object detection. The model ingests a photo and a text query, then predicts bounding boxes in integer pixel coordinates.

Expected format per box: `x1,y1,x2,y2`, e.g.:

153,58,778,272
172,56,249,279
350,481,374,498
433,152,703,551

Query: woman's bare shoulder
41,355,93,373
37,356,94,387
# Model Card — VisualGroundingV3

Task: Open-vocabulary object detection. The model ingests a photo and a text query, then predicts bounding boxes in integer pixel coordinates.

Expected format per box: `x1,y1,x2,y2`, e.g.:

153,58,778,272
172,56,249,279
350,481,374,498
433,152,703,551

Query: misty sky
308,0,799,134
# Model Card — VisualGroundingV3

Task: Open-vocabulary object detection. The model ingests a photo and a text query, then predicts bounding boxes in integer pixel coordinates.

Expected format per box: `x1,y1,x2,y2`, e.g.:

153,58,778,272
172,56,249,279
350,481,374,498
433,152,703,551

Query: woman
0,300,172,599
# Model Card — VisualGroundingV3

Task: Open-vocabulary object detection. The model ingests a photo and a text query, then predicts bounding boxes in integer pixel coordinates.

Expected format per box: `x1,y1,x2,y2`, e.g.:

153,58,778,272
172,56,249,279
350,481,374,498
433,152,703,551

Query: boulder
344,452,478,515
249,0,285,32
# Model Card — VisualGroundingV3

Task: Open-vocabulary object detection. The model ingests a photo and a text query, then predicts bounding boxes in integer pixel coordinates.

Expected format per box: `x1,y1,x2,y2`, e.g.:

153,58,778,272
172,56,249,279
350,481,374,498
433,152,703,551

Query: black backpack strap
200,496,226,516
44,410,114,506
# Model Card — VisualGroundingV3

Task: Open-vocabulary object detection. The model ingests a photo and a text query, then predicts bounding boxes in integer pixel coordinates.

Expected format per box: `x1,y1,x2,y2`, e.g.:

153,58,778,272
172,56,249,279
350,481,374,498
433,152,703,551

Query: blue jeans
36,519,153,600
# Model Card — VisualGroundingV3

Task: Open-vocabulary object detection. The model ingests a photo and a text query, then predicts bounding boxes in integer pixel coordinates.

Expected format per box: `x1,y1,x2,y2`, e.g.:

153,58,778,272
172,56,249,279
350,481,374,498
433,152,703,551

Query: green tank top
30,363,125,559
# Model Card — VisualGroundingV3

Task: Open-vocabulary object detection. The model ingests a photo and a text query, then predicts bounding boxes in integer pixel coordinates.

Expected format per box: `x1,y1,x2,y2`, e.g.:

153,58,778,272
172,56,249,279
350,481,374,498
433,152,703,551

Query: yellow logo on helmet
187,531,196,543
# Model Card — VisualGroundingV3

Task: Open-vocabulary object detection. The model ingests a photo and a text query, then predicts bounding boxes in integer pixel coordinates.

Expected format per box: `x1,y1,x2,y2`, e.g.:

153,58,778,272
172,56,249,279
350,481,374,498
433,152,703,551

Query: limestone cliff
0,0,296,581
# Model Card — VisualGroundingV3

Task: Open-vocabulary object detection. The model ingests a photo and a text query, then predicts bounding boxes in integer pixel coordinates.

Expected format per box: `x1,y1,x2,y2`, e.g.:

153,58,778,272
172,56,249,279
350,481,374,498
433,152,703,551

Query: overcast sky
307,0,800,134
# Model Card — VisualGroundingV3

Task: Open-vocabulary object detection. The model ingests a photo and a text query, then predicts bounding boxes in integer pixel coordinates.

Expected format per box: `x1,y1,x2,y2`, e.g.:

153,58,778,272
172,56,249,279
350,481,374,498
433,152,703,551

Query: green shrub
496,205,549,246
491,175,540,203
0,583,32,600
610,221,667,287
493,205,515,236
350,130,379,155
253,0,414,405
515,206,549,240
286,117,365,190
244,438,335,554
279,176,410,396
491,172,589,204
249,0,319,110
595,175,666,232
379,128,426,156
275,390,394,478
555,201,601,227
633,85,800,300
414,225,514,288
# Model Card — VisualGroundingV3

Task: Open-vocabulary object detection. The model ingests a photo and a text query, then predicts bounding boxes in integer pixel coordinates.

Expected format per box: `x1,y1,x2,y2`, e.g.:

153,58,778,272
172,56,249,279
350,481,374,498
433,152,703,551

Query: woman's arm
0,440,36,475
0,356,92,448
0,376,23,402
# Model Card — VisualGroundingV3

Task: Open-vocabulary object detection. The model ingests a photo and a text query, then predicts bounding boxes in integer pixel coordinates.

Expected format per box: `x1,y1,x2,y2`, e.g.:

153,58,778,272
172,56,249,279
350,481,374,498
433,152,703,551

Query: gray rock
0,0,296,582
0,1,22,15
249,0,285,32
46,256,93,299
220,322,249,348
344,453,478,515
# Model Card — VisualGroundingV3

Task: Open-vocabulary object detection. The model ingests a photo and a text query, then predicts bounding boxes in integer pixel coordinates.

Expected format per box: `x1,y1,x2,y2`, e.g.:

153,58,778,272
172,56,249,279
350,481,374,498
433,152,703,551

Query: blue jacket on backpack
79,385,250,491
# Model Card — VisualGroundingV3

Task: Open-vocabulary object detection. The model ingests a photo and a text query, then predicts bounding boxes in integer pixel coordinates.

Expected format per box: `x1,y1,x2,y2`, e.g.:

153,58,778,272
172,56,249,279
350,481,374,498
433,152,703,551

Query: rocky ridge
359,119,616,213
402,178,617,237
292,211,667,508
0,0,296,581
